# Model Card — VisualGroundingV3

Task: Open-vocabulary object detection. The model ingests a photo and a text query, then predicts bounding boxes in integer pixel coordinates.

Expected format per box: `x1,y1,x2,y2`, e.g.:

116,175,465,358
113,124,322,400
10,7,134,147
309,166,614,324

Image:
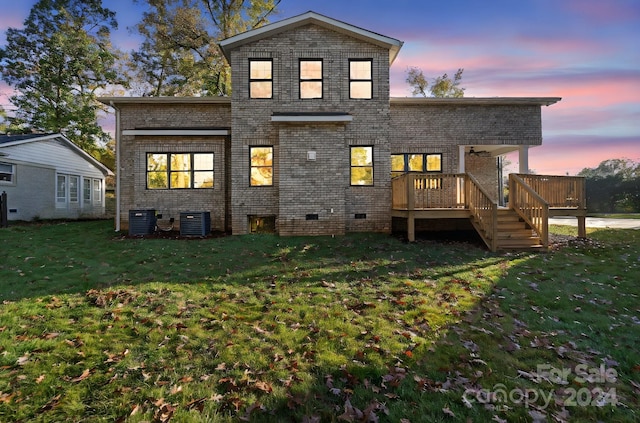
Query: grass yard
0,221,638,422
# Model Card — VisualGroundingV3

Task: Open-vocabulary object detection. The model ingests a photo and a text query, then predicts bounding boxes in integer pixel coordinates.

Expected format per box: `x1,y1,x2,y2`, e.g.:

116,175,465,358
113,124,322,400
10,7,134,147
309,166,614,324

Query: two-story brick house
101,11,586,251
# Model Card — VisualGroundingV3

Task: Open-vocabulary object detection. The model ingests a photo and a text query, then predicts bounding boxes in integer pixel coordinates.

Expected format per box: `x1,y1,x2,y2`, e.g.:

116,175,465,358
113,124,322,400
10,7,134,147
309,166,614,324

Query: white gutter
109,101,121,232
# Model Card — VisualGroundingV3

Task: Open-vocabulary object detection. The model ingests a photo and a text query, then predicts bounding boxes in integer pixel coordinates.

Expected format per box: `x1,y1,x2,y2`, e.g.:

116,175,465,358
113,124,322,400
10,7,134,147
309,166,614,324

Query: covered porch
391,172,587,252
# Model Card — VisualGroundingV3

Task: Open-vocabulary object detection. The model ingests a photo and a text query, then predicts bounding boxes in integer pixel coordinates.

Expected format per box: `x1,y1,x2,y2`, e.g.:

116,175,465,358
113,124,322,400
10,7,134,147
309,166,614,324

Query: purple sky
1,0,639,175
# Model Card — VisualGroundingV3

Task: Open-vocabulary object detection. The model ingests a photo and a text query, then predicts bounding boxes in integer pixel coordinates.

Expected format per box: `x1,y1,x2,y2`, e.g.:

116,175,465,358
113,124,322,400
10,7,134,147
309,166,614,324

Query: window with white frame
56,174,67,206
0,162,14,183
93,179,102,204
83,177,91,202
69,175,79,203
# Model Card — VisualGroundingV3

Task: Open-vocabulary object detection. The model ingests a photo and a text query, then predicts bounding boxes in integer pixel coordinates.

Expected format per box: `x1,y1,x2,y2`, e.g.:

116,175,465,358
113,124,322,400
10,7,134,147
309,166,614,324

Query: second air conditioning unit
179,211,211,236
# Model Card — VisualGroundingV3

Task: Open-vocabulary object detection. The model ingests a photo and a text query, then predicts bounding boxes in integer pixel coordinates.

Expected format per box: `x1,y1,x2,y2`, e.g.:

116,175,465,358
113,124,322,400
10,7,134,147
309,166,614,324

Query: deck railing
466,174,498,251
515,174,586,209
509,174,549,248
391,173,467,210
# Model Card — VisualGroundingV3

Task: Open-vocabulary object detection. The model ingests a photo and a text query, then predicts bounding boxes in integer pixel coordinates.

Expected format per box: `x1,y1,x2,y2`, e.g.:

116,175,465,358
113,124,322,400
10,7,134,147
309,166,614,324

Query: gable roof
0,133,113,176
219,11,403,64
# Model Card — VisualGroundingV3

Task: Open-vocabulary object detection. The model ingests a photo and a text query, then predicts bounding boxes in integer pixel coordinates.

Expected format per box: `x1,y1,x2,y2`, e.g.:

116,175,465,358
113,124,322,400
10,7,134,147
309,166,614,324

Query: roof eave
390,97,562,106
98,97,232,106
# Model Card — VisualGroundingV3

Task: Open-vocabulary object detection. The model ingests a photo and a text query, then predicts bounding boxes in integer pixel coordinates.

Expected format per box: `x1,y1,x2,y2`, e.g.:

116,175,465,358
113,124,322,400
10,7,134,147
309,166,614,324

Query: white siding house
0,134,113,221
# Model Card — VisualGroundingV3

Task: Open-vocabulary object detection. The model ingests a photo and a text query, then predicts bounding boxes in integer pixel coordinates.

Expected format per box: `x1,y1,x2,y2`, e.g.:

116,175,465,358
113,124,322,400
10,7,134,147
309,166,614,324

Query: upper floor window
250,146,273,186
146,153,214,189
349,59,372,99
0,162,14,183
249,59,272,99
300,59,323,99
350,146,374,186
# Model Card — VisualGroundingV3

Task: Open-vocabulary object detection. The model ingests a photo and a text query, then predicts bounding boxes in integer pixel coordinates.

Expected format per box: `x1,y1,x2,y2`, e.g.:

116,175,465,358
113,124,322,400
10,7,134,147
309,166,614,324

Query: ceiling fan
468,146,487,156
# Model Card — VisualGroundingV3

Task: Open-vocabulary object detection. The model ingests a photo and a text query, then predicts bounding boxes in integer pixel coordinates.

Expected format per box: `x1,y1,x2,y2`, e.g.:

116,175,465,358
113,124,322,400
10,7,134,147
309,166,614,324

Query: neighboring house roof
0,133,113,176
219,11,404,64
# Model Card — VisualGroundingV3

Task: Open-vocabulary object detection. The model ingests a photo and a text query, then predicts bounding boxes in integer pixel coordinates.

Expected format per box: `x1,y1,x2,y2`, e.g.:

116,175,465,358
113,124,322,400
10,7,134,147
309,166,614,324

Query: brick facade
102,11,558,236
228,24,392,235
115,101,231,231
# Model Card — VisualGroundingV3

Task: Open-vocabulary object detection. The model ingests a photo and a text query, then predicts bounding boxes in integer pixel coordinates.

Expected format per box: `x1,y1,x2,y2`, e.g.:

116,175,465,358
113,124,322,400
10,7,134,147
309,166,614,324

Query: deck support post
407,174,415,242
577,216,586,238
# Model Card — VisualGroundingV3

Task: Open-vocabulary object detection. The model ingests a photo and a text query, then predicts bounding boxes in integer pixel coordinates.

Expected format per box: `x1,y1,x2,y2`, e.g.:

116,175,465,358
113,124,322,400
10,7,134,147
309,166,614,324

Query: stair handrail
509,174,549,248
466,173,498,252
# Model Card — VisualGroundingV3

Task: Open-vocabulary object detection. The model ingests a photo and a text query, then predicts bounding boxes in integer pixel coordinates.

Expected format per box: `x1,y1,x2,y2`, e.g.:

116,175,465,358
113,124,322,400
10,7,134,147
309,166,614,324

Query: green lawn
0,221,638,422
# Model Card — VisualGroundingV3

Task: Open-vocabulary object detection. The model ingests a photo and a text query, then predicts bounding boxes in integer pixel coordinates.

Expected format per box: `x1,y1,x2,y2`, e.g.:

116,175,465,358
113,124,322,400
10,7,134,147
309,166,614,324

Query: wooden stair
470,208,546,251
495,208,544,250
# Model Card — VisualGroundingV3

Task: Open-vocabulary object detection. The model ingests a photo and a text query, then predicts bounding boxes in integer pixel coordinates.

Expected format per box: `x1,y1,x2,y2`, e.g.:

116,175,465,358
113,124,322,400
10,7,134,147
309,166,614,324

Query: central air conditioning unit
128,209,156,235
180,211,211,236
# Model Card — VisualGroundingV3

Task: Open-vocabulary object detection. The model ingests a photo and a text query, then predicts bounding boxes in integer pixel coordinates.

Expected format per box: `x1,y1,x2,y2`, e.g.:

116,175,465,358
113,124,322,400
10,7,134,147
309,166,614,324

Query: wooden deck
392,173,587,251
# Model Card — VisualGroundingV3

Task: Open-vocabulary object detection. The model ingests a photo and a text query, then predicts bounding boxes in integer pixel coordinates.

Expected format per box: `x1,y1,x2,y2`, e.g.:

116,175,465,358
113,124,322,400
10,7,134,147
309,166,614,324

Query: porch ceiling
466,144,534,157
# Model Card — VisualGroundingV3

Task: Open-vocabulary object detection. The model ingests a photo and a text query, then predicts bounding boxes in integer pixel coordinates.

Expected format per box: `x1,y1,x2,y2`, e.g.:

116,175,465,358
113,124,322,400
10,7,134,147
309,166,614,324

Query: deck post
0,191,7,228
577,216,586,238
407,174,415,242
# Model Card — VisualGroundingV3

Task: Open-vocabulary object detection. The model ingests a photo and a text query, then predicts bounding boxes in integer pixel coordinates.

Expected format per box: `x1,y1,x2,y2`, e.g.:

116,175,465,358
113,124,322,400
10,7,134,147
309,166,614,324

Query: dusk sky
1,0,638,175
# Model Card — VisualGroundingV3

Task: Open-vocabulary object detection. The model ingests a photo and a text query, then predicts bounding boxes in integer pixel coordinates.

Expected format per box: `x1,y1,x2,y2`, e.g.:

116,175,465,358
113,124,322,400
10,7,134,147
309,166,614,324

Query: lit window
249,59,272,99
408,154,424,172
426,154,442,172
391,155,404,178
350,146,373,186
146,153,214,189
250,147,273,186
349,59,372,99
391,153,442,174
300,59,322,99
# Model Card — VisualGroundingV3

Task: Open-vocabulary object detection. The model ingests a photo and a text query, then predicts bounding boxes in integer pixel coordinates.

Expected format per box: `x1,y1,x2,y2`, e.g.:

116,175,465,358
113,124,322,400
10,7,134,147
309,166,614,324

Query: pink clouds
525,135,640,176
561,0,640,24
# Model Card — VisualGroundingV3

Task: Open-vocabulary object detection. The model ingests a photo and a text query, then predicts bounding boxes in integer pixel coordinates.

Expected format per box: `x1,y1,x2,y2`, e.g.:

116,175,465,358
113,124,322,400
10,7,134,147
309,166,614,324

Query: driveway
548,216,640,229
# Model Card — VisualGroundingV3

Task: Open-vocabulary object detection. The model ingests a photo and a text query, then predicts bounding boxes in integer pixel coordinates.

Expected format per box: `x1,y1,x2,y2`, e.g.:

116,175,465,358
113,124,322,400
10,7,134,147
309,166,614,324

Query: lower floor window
0,162,14,183
56,174,68,205
58,174,101,207
147,153,214,189
391,153,442,178
350,146,374,186
250,146,273,186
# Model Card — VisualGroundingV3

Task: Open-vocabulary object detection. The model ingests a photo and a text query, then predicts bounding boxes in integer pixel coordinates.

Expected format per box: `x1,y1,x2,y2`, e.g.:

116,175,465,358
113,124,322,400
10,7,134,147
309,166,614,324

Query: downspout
109,101,121,232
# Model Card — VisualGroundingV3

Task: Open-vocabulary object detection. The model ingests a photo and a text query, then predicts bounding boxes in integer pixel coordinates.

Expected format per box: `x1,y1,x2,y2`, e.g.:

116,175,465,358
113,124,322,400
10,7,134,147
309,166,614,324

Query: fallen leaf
442,406,455,417
16,353,29,366
70,368,91,383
